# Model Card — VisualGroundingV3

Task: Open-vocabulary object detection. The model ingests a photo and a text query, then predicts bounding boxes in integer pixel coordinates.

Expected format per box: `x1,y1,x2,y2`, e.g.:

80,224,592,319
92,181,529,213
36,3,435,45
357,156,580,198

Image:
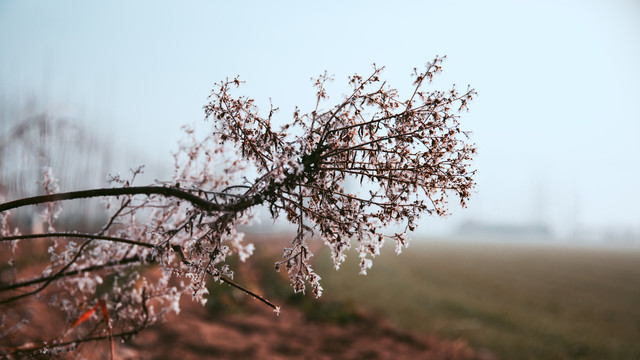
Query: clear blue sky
1,1,639,237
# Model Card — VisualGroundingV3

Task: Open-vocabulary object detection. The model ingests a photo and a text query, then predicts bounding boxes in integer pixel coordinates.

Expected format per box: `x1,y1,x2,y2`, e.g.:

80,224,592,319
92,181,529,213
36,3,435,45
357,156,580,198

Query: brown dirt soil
116,298,495,360
1,234,496,359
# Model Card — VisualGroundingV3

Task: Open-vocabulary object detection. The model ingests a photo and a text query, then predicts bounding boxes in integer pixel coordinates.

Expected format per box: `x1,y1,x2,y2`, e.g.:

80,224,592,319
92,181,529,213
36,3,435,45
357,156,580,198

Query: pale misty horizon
1,1,639,239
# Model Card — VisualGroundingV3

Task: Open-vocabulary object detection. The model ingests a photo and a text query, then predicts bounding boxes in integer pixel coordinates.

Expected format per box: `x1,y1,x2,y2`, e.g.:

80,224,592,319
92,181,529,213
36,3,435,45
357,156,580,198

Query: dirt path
118,299,494,360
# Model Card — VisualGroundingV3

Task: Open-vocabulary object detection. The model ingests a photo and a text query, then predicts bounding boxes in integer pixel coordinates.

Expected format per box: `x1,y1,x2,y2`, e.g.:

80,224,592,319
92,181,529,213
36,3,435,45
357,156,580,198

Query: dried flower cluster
0,56,476,357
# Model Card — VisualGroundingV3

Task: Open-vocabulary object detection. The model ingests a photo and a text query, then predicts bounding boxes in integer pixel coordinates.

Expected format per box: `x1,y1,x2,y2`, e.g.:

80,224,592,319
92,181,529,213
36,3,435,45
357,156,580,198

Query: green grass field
314,239,640,360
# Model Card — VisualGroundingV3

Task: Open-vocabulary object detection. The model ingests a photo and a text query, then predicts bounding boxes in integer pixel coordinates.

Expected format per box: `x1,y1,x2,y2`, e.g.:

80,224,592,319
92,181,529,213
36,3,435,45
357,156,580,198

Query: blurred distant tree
0,56,476,358
0,104,117,228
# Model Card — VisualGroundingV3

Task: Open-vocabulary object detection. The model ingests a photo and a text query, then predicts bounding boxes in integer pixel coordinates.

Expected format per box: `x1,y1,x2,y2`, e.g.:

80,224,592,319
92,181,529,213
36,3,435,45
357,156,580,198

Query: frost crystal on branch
204,55,476,284
41,167,62,232
0,56,475,358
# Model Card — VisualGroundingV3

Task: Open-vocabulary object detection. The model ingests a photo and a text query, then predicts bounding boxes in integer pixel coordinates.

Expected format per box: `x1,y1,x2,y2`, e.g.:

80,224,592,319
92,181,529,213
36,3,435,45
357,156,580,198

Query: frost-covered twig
0,56,476,357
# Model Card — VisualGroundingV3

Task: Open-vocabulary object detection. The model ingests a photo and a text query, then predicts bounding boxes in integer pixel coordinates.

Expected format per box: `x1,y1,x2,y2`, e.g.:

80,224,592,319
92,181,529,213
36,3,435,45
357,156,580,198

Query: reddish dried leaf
70,304,99,328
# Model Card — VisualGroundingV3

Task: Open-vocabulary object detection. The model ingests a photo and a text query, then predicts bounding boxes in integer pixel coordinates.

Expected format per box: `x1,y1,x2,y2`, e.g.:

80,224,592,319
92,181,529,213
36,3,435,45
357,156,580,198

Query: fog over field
2,5,640,359
1,1,639,241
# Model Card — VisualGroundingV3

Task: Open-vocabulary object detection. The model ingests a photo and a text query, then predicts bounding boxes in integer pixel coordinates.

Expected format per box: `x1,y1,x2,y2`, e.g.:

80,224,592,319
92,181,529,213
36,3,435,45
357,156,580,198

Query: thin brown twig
171,244,278,310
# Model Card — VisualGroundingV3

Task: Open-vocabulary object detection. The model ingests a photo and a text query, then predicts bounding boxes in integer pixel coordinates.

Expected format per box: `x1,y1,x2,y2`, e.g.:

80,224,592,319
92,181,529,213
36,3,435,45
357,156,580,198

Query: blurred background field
4,227,639,358
305,238,640,360
3,3,640,358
